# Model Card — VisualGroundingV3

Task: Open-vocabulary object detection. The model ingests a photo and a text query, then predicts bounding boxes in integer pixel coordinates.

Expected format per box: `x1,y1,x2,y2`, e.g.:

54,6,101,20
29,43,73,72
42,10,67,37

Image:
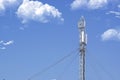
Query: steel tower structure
78,16,87,80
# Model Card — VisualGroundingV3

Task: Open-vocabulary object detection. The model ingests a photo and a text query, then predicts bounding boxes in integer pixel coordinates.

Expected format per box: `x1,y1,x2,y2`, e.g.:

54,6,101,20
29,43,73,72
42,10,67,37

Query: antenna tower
78,16,87,80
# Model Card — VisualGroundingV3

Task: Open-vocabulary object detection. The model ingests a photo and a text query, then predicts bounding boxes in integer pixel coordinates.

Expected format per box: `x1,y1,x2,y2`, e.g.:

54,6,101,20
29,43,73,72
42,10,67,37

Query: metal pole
80,46,85,80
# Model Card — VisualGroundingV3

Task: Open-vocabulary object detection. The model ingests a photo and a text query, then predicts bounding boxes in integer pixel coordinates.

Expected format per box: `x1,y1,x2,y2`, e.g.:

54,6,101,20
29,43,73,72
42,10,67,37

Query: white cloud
16,0,64,23
101,29,120,41
71,0,108,10
0,40,14,50
71,0,87,10
0,40,4,44
106,11,120,19
88,0,108,9
0,47,6,50
106,4,120,19
3,40,14,46
0,0,17,11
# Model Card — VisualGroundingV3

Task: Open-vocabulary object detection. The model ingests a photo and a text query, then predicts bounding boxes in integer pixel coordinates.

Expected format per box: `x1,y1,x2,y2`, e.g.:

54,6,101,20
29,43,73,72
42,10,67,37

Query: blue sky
0,0,120,80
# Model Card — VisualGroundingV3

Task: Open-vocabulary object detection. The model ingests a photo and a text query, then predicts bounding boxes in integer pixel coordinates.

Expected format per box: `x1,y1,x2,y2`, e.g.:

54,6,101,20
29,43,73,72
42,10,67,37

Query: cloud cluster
0,0,63,23
71,0,108,10
16,0,64,23
101,29,120,41
0,0,17,11
0,40,14,49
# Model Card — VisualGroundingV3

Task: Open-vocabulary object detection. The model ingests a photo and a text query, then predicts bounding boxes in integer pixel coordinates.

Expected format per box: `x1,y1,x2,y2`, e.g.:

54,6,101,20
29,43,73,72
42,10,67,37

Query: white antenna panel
81,31,85,43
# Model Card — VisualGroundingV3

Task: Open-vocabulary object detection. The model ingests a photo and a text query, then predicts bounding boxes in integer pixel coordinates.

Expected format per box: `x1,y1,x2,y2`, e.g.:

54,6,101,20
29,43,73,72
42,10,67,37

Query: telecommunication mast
78,16,87,80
